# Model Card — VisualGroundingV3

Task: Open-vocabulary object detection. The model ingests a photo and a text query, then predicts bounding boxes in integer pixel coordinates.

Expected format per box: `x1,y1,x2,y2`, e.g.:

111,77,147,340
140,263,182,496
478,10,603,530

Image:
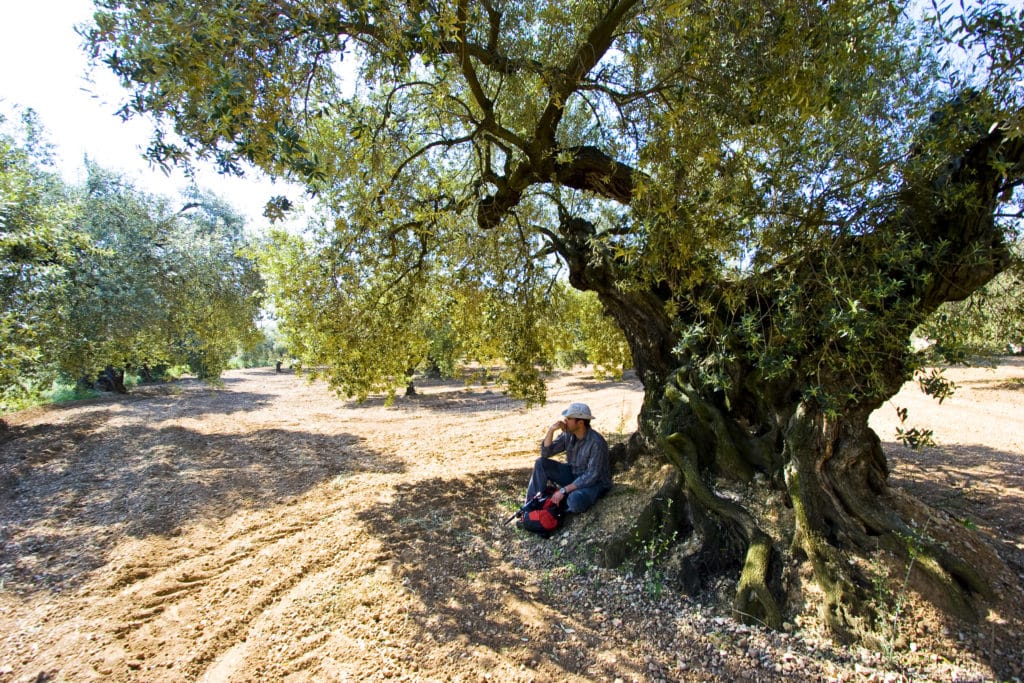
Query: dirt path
1,363,1022,682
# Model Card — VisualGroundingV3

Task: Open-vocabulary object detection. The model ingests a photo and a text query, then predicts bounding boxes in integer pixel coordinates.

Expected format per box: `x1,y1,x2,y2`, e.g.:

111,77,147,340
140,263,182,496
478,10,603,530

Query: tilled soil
1,361,1022,682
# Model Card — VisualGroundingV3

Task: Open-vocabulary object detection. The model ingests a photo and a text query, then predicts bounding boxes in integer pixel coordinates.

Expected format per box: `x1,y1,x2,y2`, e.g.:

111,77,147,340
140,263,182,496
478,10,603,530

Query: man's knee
566,486,609,514
565,490,593,514
531,457,550,480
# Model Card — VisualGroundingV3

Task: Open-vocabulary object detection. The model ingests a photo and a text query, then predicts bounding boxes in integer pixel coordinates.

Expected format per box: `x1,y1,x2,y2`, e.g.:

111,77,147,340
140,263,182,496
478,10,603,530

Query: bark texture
552,103,1023,640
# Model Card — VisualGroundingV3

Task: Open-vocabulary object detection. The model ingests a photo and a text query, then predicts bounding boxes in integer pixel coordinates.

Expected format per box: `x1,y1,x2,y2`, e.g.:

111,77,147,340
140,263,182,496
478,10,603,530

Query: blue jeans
526,458,609,513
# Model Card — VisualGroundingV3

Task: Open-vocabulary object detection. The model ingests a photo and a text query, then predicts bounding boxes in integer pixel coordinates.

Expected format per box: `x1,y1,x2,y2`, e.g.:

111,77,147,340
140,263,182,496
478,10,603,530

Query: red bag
519,489,567,537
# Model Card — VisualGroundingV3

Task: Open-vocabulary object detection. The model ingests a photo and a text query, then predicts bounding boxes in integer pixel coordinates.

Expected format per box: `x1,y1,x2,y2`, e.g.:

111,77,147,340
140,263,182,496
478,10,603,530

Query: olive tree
1,110,89,408
3,108,263,403
86,0,1023,640
55,166,264,384
259,212,629,402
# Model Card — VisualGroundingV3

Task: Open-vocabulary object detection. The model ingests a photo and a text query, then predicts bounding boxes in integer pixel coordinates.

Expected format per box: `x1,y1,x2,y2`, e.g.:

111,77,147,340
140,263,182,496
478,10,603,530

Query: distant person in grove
525,402,612,514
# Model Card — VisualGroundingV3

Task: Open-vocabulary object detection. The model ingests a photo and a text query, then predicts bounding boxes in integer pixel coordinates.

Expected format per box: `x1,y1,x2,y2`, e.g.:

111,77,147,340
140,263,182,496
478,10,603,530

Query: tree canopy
1,110,86,406
85,0,1023,645
258,209,631,403
59,167,265,381
1,110,264,409
85,0,1022,390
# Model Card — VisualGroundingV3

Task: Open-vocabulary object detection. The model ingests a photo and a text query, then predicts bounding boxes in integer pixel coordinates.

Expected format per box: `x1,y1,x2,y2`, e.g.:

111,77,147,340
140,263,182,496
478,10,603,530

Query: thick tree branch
436,40,546,76
454,0,494,118
552,145,638,204
536,0,643,145
479,0,501,51
899,106,1024,305
477,145,640,228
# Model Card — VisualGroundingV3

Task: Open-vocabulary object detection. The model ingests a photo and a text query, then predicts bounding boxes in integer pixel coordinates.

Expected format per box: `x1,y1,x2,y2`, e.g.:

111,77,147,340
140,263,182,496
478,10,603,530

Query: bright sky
0,0,297,228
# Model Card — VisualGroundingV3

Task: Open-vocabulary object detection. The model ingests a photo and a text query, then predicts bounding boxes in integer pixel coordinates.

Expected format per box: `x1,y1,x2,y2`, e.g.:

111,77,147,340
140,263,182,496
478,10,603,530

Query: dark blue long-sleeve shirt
540,427,612,491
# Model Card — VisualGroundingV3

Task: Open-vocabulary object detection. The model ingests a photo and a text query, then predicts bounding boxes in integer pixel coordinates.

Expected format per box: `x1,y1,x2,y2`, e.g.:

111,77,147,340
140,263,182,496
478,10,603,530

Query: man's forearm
542,421,564,449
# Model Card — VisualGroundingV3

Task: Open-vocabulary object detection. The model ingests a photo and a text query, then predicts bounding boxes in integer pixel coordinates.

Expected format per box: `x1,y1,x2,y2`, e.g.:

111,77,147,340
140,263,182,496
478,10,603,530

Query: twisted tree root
661,432,783,628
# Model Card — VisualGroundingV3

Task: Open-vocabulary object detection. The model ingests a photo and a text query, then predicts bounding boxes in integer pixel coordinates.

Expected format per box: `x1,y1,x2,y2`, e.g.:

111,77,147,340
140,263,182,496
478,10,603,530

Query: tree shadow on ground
564,369,641,393
0,418,402,598
354,469,787,682
2,386,278,431
962,376,1024,392
337,368,643,416
886,440,1024,572
885,439,1024,679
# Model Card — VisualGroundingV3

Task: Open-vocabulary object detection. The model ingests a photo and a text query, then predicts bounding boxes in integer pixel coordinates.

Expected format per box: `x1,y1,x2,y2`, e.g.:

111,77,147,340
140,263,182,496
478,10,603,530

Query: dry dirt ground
1,360,1022,682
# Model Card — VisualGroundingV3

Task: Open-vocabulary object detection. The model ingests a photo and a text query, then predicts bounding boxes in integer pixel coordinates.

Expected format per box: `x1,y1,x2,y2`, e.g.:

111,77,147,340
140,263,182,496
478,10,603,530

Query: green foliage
1,110,263,410
230,326,289,368
918,246,1024,359
868,520,930,662
541,283,632,378
636,500,678,600
893,405,936,450
83,0,1023,413
915,368,956,403
1,109,89,409
51,166,264,382
41,377,101,405
256,220,433,403
923,0,1024,119
257,211,632,403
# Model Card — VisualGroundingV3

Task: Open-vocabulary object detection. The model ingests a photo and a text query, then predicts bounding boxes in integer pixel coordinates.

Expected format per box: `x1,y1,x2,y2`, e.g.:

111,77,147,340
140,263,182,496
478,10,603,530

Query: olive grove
1,110,264,408
259,223,632,402
85,0,1023,641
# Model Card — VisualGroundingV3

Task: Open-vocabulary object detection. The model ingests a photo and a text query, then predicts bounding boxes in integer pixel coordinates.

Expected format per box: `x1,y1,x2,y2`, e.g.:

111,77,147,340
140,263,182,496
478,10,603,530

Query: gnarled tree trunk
558,105,1022,641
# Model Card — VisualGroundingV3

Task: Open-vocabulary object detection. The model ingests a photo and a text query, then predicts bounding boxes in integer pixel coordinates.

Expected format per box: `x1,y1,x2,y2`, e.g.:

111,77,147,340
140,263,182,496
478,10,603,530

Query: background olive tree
1,110,264,409
1,110,87,409
258,212,631,403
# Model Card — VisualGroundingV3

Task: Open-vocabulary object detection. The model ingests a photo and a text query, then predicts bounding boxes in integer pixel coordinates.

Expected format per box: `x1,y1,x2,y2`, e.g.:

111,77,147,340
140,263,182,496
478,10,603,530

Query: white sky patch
0,0,299,229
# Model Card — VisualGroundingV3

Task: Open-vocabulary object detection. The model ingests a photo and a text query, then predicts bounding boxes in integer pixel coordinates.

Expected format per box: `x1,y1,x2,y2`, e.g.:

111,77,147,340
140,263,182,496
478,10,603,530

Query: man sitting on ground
525,402,612,514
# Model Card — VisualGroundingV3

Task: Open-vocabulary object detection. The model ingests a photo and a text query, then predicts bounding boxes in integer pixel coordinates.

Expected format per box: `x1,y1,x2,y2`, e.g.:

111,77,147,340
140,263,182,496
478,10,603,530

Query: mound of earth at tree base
0,362,1021,681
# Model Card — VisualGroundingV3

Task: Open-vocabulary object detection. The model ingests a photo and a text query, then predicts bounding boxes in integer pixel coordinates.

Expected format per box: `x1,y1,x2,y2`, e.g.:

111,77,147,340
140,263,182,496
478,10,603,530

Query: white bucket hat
562,402,594,420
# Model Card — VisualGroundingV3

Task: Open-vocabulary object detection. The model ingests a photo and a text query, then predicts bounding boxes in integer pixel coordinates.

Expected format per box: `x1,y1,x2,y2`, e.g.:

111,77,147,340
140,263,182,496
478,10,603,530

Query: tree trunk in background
96,366,127,394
